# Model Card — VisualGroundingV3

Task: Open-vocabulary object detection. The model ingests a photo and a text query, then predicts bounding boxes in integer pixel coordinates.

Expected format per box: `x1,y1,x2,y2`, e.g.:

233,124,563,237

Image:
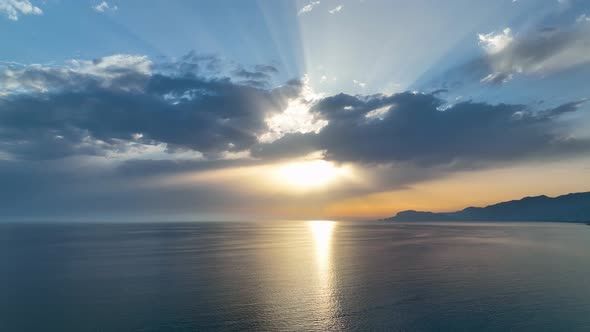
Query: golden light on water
308,220,337,324
309,220,335,269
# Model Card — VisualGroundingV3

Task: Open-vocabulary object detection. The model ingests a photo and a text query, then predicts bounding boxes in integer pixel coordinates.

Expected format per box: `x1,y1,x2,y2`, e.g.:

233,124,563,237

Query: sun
273,160,350,190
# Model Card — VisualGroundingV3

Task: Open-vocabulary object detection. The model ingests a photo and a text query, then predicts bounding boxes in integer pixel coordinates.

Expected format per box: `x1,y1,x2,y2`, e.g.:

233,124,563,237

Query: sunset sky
1,0,590,221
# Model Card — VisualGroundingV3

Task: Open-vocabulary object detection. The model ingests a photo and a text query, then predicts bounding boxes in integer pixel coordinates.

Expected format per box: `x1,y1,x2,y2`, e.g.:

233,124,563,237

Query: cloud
0,0,42,21
298,0,320,15
477,21,590,84
426,18,590,89
0,158,248,219
256,92,589,166
254,64,279,74
258,76,326,143
156,51,223,76
352,79,366,88
231,64,279,87
478,28,513,54
92,1,117,13
0,54,152,94
480,72,513,84
328,5,343,14
2,52,589,220
0,53,302,161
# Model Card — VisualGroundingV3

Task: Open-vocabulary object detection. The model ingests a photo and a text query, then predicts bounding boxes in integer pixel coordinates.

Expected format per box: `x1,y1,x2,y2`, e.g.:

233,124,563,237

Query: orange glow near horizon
154,156,590,220
324,159,590,219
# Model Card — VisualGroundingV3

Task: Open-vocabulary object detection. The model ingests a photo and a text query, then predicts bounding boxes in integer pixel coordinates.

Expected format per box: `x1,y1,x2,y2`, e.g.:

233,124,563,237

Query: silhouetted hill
387,192,590,222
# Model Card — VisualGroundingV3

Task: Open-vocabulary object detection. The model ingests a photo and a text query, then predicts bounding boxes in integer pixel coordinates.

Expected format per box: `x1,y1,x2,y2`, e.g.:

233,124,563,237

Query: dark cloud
0,55,303,160
232,68,270,81
156,51,223,75
231,64,279,87
254,64,279,74
114,158,259,178
251,132,318,160
256,92,589,166
0,159,232,219
319,93,588,165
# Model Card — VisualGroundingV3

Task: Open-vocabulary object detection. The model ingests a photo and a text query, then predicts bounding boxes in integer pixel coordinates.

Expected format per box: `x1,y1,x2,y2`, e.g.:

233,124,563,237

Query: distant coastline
385,191,590,222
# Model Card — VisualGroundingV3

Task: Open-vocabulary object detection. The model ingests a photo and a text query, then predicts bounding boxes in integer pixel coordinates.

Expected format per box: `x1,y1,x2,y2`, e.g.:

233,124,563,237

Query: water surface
1,221,589,331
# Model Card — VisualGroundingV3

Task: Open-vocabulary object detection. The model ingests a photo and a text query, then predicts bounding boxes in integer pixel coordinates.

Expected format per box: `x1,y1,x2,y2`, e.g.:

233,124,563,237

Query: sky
1,0,590,221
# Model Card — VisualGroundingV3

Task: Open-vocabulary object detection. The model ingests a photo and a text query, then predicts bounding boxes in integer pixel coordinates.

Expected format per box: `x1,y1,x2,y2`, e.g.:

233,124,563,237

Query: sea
1,221,589,331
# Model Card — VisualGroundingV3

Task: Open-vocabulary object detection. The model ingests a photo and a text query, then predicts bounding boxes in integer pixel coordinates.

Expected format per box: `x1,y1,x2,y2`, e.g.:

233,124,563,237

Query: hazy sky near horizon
1,0,590,221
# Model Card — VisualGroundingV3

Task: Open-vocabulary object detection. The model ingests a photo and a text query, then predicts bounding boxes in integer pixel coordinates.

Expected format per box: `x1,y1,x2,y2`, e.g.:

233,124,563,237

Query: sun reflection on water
308,220,338,327
309,221,335,271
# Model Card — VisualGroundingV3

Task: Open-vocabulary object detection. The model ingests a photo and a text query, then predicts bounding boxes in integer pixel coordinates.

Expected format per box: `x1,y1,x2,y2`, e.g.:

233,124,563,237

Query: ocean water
1,221,589,331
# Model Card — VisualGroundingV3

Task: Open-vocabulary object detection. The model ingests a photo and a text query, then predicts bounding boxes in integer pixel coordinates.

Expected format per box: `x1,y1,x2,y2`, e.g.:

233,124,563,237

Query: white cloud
105,141,205,162
478,28,513,54
92,1,117,13
0,54,152,94
258,75,327,143
298,1,320,16
220,149,252,160
328,5,343,14
71,54,151,76
319,75,337,83
0,0,42,21
576,14,590,23
480,72,513,84
365,105,390,121
353,79,366,88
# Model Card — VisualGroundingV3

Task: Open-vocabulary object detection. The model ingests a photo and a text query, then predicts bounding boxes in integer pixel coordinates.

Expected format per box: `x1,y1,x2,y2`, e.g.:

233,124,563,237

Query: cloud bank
0,54,300,161
256,92,588,166
0,51,588,219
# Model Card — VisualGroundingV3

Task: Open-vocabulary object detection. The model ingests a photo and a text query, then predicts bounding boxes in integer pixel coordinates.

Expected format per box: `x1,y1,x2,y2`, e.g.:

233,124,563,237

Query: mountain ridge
386,191,590,222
